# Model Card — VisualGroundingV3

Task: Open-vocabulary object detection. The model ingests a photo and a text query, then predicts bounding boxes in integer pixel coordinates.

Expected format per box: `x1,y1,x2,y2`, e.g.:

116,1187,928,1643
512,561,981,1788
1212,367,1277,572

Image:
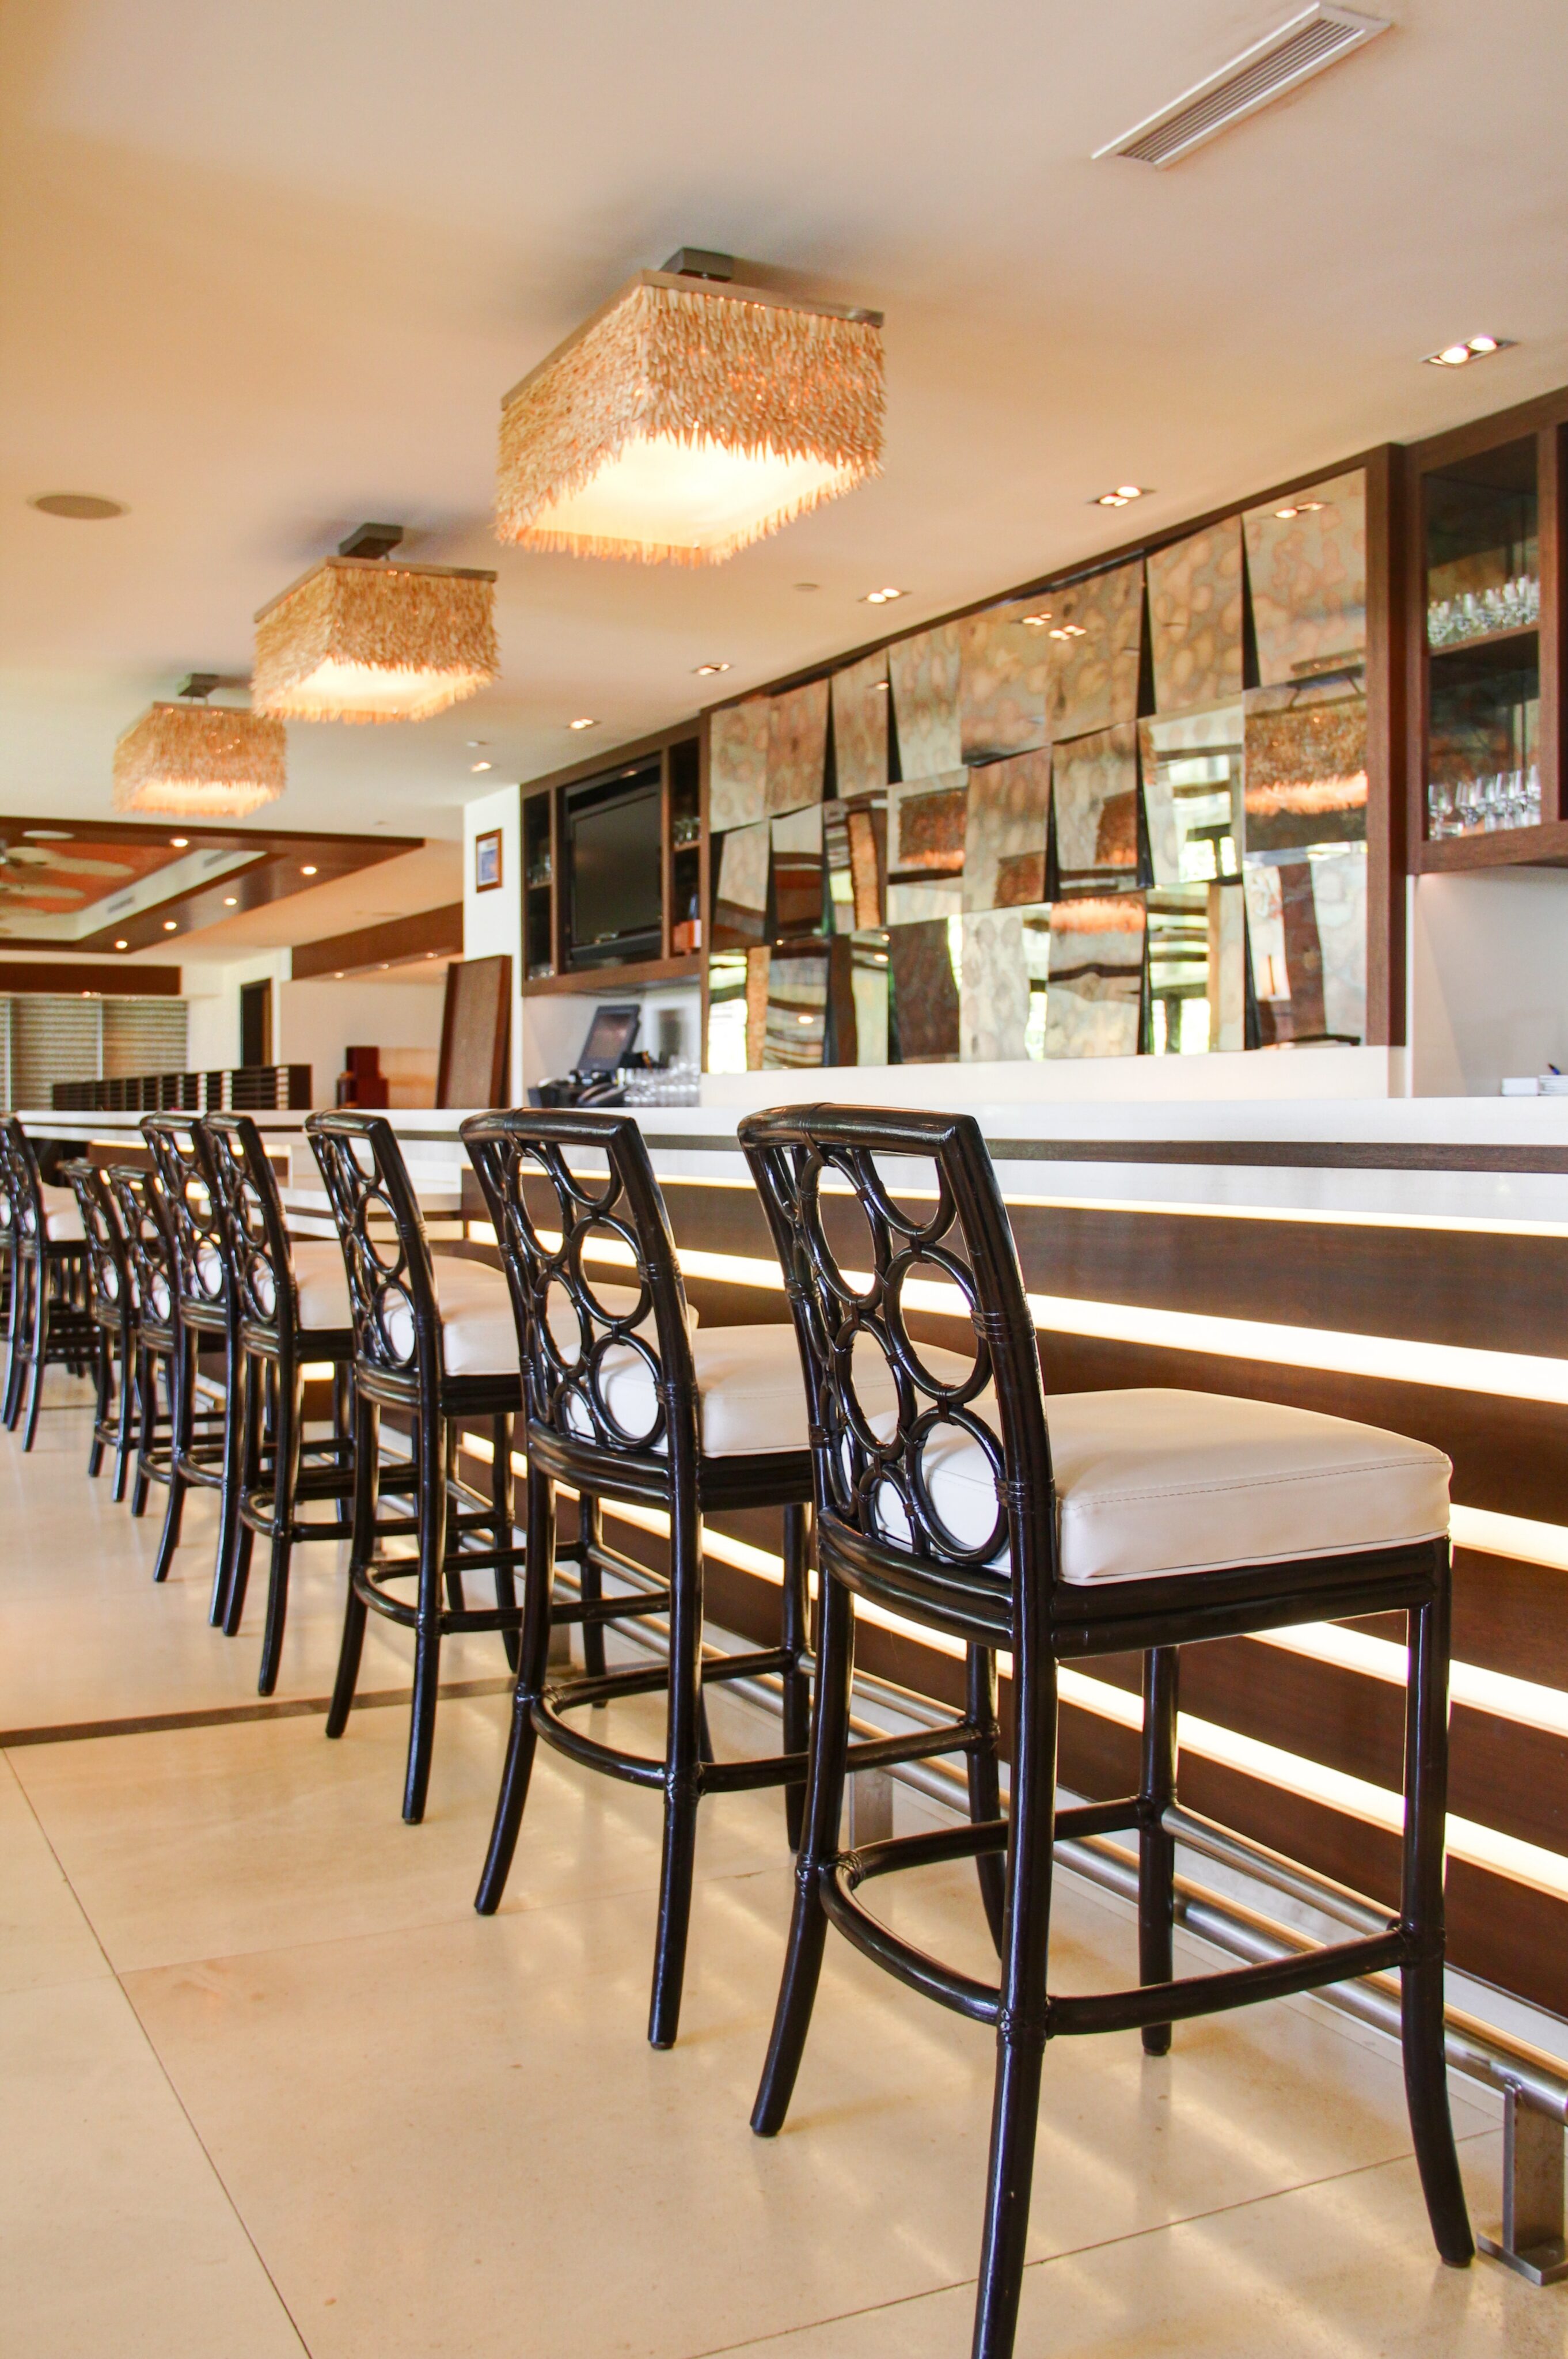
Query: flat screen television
565,765,663,968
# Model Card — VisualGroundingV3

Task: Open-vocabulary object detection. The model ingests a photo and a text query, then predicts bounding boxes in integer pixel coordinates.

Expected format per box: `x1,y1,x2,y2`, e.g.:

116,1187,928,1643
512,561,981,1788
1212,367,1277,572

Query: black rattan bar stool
740,1103,1472,2359
61,1158,138,1499
103,1161,196,1534
1,1116,93,1450
202,1113,420,1694
461,1107,1002,2050
306,1110,538,1823
142,1116,246,1616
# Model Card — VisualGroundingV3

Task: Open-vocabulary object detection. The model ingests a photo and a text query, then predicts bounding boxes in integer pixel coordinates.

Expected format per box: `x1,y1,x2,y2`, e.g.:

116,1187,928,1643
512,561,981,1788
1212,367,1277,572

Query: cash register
527,1003,648,1108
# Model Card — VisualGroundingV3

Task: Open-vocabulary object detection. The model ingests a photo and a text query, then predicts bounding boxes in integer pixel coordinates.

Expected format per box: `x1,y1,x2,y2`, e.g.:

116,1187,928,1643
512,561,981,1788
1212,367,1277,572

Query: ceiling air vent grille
1094,5,1390,169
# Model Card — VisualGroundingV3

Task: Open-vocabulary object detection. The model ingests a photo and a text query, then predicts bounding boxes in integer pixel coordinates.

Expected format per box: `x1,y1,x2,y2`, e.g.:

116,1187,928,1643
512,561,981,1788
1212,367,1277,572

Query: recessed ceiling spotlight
470,760,492,772
793,582,819,594
29,492,126,520
163,919,178,931
862,586,905,604
1095,486,1148,509
170,836,188,848
1049,623,1089,640
466,739,488,748
301,864,318,875
1425,335,1514,368
113,938,128,949
693,662,731,677
22,828,73,840
335,970,344,979
1021,613,1052,628
223,896,237,906
1274,506,1300,519
568,716,597,731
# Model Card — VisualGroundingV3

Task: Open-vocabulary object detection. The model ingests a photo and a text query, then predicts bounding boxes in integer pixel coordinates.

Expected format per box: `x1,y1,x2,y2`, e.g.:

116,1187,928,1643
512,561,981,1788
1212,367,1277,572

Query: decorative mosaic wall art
1243,470,1366,687
762,942,831,1065
1243,681,1368,853
889,916,961,1062
959,600,1050,764
1148,521,1244,715
962,747,1051,913
765,676,830,817
1242,844,1366,1046
1140,706,1244,888
960,904,1050,1061
712,817,770,945
745,944,771,1067
1044,894,1145,1059
1051,723,1141,893
823,794,886,931
889,623,963,780
708,696,770,831
1145,885,1211,1056
770,803,825,935
1209,881,1247,1053
846,931,890,1064
705,950,749,1072
886,772,968,924
1046,558,1144,740
830,652,890,798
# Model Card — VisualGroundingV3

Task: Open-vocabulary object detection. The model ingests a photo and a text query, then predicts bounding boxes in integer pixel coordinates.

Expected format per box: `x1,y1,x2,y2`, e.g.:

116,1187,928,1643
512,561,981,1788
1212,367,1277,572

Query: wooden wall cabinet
517,725,704,999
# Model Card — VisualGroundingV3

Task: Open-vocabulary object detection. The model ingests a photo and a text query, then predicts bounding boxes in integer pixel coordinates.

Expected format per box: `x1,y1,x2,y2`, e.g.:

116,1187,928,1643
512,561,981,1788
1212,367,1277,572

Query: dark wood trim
644,1136,1568,1174
436,954,511,1109
1417,822,1568,874
522,950,703,998
1542,421,1565,828
1407,380,1568,474
291,902,463,981
1365,445,1405,1044
518,718,700,803
0,959,181,996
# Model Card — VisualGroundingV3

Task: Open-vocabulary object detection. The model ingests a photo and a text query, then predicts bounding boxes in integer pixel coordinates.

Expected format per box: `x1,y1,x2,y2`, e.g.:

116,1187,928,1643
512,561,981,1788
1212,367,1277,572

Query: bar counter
31,1093,1568,2026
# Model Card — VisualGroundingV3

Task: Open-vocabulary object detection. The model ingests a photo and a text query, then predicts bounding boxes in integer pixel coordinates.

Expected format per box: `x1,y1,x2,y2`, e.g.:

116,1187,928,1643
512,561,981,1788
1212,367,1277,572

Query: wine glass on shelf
1427,779,1454,839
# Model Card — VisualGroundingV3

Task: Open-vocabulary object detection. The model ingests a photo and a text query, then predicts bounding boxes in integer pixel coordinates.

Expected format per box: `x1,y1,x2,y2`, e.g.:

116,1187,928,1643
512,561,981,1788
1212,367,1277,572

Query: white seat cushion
903,1386,1449,1584
383,1259,689,1381
291,1239,352,1332
585,1321,977,1459
41,1183,83,1243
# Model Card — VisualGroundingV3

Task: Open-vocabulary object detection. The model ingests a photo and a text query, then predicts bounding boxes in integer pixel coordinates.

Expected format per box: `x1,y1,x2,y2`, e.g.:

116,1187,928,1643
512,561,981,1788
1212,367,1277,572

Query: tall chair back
200,1114,298,1340
141,1116,228,1321
303,1112,441,1404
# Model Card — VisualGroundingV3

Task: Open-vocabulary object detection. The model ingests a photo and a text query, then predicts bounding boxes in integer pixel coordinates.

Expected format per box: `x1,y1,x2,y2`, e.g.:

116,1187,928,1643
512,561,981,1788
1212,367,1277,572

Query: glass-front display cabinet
1413,405,1563,868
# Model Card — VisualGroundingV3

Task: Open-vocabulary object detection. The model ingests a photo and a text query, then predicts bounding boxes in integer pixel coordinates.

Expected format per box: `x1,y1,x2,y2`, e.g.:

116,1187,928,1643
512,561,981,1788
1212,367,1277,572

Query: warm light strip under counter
458,1432,1568,1903
492,1226,1568,1408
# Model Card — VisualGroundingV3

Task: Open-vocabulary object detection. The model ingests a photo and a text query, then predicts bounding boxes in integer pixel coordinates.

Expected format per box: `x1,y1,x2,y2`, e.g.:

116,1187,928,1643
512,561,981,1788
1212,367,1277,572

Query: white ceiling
3,0,1565,897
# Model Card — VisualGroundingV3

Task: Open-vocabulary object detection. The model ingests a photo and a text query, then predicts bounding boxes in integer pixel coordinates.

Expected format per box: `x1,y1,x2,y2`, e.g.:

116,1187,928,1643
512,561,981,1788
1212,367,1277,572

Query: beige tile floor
3,1391,1565,2357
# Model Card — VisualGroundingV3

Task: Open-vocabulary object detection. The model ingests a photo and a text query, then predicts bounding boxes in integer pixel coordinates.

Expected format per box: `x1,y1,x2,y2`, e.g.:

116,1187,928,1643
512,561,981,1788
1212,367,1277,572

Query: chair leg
111,1323,135,1503
208,1323,247,1628
403,1404,448,1824
576,1493,606,1679
780,1501,811,1852
153,1328,191,1583
476,1460,556,1913
256,1362,302,1694
130,1347,153,1517
1400,1562,1474,2267
88,1331,111,1476
649,1495,705,2050
1138,1646,1180,2057
489,1412,521,1673
971,1651,1058,2359
21,1265,48,1450
223,1370,261,1640
326,1393,378,1739
967,1643,1007,1956
4,1254,32,1429
752,1568,856,2134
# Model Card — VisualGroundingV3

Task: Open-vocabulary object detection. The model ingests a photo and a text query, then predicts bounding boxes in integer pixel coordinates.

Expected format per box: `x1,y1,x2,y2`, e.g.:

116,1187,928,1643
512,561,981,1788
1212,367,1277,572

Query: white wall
277,977,447,1104
181,950,289,1072
463,783,522,1102
1408,868,1568,1096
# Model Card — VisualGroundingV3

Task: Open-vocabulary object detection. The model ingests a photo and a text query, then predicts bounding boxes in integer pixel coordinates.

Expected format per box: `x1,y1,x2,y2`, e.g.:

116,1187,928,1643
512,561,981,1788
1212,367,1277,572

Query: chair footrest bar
843,1818,1009,1883
532,1697,667,1789
822,1868,1001,2024
1047,1931,1408,2039
1058,1797,1144,1841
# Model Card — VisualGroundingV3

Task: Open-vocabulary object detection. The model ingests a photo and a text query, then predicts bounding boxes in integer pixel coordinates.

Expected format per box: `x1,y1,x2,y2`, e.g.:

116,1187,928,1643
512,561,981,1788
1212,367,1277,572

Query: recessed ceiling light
335,970,344,979
693,662,731,677
1297,500,1324,513
863,586,905,604
568,717,597,730
470,760,492,772
379,961,390,969
301,863,318,875
466,739,488,748
793,582,819,593
1049,623,1089,640
1022,613,1051,628
223,896,237,907
22,828,73,840
29,492,126,520
170,836,188,848
1274,506,1300,520
1095,485,1148,508
163,919,177,931
1425,335,1514,368
113,939,128,949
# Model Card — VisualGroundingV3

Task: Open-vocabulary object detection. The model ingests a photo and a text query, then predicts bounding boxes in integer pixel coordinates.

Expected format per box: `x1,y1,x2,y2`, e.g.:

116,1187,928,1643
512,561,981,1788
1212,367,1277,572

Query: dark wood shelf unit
1408,388,1567,875
517,720,701,998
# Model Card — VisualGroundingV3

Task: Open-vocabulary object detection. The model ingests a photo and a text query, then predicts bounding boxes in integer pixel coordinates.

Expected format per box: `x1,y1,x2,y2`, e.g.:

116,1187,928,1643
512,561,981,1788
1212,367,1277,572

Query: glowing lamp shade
496,271,884,566
112,703,286,818
252,557,498,723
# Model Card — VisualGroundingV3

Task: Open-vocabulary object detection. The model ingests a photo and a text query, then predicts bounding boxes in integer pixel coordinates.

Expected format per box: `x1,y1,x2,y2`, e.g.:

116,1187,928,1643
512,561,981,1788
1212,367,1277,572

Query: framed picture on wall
474,827,503,893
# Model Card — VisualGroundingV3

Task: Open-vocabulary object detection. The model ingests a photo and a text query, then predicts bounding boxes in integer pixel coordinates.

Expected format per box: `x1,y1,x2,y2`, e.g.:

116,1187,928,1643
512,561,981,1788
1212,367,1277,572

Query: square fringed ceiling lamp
495,251,884,565
113,681,286,818
252,525,499,723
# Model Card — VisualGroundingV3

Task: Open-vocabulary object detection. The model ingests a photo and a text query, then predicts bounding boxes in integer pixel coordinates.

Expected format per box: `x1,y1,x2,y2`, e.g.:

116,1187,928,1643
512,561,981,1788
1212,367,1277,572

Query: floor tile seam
0,1673,514,1751
111,1969,316,2358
